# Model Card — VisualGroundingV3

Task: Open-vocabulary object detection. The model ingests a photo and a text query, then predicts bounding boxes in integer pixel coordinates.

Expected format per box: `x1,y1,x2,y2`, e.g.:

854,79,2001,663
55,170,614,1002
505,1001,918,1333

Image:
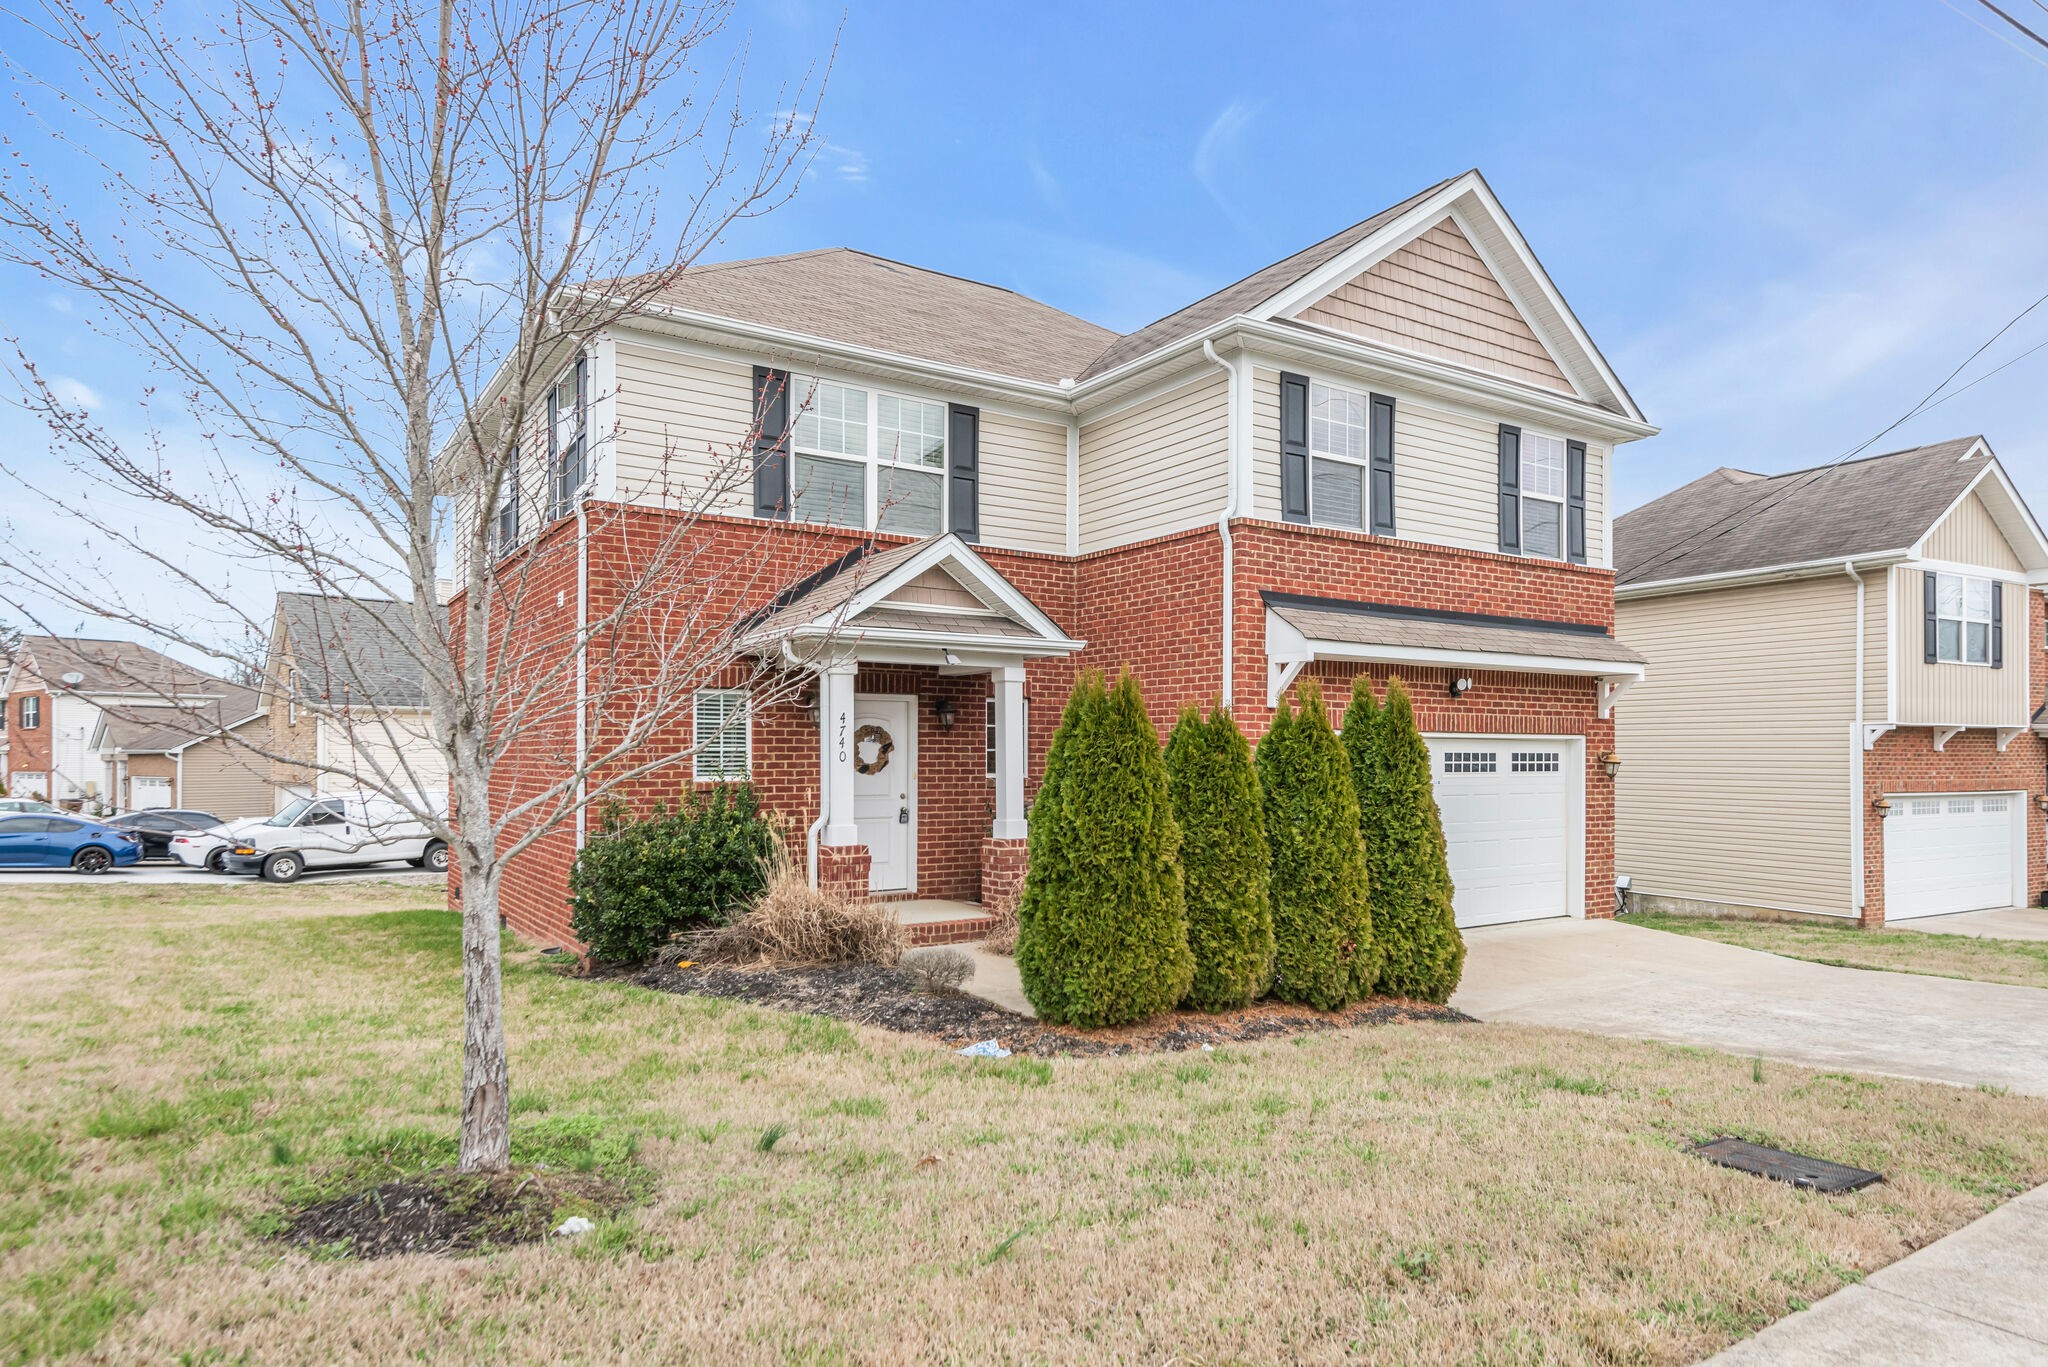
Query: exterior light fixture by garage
1447,676,1473,698
933,697,957,730
1872,796,1894,818
1598,750,1622,778
797,688,819,727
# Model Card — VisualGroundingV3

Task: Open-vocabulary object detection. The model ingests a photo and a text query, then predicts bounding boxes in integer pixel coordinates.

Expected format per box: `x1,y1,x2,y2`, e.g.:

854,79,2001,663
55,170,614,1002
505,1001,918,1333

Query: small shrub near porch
1165,704,1275,1011
1015,672,1194,1027
567,784,777,966
1258,679,1378,1009
1347,677,1465,1003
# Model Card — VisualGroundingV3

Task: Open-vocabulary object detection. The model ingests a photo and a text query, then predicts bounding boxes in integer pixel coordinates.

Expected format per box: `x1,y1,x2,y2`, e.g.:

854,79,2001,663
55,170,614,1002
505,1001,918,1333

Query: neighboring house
1613,438,2048,927
0,636,267,814
459,168,1658,949
262,592,448,811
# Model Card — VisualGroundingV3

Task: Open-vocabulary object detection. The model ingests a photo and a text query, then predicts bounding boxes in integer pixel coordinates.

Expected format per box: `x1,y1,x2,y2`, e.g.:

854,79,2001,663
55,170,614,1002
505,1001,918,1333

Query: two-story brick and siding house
464,169,1658,949
1614,439,2048,927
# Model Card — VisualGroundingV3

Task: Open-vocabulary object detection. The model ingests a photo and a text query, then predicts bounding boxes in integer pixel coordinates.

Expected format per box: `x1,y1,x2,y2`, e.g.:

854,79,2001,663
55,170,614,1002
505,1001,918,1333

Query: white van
223,794,448,883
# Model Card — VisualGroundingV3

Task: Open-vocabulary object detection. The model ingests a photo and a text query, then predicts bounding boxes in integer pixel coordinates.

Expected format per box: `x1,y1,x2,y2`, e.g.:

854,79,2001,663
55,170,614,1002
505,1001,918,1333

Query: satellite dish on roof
59,672,85,687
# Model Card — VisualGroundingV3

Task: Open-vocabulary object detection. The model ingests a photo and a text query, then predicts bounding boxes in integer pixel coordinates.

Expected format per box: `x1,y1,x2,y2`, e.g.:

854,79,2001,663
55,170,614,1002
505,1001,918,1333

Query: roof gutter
1617,551,1914,600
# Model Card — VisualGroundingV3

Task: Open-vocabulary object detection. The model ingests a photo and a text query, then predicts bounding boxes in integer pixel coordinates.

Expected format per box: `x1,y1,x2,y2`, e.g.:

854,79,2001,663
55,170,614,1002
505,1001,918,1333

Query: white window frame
1305,378,1371,532
1933,572,1994,666
788,372,948,535
692,688,752,781
1518,429,1569,562
285,668,297,727
493,446,523,555
19,695,40,730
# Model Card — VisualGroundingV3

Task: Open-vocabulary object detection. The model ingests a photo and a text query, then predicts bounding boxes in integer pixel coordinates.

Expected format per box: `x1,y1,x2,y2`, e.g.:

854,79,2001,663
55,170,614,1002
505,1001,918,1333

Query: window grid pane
1520,432,1566,498
1309,382,1367,462
791,376,870,459
1444,752,1496,774
693,689,750,781
878,394,947,468
1510,752,1560,773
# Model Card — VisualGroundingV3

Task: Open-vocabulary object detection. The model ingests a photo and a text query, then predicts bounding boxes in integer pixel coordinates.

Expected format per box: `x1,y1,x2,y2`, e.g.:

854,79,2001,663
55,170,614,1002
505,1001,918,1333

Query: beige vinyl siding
1251,365,1281,524
1293,218,1573,394
977,410,1069,554
179,728,276,820
613,338,756,515
1864,567,1890,720
1893,570,2029,726
1078,370,1228,553
1923,492,2024,571
1615,576,1859,917
318,711,448,806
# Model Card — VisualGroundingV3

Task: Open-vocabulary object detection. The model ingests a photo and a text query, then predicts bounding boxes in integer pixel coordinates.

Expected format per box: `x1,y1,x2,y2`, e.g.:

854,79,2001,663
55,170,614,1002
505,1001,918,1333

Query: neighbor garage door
1424,738,1574,927
1883,792,2020,920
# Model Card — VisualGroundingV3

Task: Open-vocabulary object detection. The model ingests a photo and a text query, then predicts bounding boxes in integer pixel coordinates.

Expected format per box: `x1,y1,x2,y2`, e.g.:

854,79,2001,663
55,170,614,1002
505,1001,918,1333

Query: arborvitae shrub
1365,679,1466,1001
567,783,776,965
1014,671,1192,1027
1256,680,1377,1009
1165,704,1274,1011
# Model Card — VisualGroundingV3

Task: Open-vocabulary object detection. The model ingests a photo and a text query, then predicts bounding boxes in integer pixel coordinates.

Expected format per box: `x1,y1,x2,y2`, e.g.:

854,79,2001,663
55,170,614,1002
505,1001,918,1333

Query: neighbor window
1934,572,1994,664
550,357,587,517
789,375,946,535
985,696,1030,778
693,688,751,781
494,447,522,553
1519,432,1567,559
18,695,39,729
1307,380,1368,531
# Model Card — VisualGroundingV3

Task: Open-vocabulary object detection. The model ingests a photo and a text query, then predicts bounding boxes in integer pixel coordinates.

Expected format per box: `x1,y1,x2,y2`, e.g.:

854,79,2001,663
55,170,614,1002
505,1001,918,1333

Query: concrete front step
889,898,1002,948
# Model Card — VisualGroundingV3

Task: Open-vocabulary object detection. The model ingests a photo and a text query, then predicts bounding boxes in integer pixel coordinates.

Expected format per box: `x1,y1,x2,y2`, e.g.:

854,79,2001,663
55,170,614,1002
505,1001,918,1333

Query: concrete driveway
1452,918,2048,1097
1902,906,2048,942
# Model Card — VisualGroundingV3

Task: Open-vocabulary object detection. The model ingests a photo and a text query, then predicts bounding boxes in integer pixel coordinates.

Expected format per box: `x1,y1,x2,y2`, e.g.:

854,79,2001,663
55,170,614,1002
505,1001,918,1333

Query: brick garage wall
5,686,52,784
1861,729,2046,928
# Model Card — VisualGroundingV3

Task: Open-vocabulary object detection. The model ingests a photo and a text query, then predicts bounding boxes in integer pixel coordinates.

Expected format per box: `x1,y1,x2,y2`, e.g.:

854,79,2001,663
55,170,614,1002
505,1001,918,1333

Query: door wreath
853,723,894,775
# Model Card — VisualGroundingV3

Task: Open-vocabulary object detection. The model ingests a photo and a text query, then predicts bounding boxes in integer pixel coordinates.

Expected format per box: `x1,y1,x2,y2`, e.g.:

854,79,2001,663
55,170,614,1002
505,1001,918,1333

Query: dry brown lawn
1631,910,2048,990
4,881,2048,1365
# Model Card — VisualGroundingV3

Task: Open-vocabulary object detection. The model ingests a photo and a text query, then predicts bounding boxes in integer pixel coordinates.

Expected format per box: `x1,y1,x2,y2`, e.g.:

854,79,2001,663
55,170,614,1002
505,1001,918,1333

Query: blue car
0,813,143,873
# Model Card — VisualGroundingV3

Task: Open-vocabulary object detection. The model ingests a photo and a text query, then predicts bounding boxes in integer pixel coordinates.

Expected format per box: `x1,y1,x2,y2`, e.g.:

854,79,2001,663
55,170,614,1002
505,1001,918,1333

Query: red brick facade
3,685,52,790
1860,728,2046,928
475,505,1626,949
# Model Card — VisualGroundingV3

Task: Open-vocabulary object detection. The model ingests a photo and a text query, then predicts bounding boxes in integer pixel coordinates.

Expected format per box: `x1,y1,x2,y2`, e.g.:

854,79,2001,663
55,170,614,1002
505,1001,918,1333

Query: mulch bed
634,960,1468,1056
280,1168,630,1259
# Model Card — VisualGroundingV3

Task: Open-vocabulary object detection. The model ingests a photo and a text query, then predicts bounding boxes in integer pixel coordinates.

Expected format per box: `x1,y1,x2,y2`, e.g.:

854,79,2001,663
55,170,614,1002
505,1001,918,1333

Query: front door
851,696,914,893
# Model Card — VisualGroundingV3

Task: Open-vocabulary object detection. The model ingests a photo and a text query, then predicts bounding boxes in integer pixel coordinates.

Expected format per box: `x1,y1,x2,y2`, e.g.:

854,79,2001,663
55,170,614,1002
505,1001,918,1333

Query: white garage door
1424,738,1574,927
130,776,173,810
1884,793,2020,920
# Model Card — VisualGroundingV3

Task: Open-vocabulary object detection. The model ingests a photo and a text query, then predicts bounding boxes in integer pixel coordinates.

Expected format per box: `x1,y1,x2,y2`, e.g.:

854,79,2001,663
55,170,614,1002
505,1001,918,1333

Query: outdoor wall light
1448,676,1473,698
1599,750,1622,778
797,688,818,726
1872,796,1894,818
934,697,958,730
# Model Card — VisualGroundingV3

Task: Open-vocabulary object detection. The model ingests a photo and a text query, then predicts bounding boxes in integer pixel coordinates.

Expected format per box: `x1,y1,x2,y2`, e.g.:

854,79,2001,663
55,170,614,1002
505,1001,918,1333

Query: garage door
1424,738,1573,927
1884,793,2019,920
130,777,173,810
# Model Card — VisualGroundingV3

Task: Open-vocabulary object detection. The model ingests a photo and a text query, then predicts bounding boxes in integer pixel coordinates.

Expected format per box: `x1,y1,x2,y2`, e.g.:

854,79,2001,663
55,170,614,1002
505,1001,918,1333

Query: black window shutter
947,403,980,542
1923,572,1939,663
1565,439,1588,564
1369,393,1396,537
1991,582,2004,669
1279,372,1310,524
752,366,790,520
1497,425,1522,554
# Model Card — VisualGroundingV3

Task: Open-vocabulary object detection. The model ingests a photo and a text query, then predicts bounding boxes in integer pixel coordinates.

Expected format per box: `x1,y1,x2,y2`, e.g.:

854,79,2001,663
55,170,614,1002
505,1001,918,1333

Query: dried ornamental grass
687,852,904,967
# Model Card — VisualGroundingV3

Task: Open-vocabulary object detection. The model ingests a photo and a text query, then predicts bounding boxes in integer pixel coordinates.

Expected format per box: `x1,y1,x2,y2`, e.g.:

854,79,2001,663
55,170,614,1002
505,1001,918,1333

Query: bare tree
0,0,835,1171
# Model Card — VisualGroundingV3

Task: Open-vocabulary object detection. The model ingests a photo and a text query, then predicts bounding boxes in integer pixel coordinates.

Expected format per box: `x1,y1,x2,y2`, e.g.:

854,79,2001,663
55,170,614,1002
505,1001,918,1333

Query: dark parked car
0,814,142,873
104,809,223,861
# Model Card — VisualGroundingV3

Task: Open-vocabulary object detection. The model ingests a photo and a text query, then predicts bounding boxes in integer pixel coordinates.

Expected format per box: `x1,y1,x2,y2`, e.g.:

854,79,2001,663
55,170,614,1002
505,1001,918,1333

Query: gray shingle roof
1074,176,1459,381
630,249,1119,385
1615,438,1990,586
18,636,231,697
278,594,432,708
98,684,263,753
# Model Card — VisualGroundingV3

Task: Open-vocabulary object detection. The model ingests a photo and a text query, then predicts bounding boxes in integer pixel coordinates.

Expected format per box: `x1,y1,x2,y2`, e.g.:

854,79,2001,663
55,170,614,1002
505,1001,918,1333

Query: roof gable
14,636,233,699
1922,492,2026,572
276,594,432,709
1290,216,1573,394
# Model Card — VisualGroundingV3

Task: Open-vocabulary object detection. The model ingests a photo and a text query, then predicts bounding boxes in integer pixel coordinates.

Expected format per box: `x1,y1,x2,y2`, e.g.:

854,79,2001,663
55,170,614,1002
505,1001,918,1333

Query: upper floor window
18,695,40,729
494,447,522,555
1519,432,1567,559
790,375,946,536
693,688,751,781
1934,573,1994,665
1307,381,1368,531
549,356,587,517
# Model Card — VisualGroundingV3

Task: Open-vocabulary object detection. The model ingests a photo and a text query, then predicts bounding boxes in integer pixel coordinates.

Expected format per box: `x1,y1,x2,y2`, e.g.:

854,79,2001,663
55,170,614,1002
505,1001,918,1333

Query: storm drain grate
1692,1137,1883,1193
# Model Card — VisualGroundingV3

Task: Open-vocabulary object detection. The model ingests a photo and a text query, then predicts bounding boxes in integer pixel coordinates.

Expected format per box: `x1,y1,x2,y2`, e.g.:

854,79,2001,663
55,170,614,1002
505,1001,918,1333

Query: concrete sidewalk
1707,1182,2048,1364
1899,906,2048,942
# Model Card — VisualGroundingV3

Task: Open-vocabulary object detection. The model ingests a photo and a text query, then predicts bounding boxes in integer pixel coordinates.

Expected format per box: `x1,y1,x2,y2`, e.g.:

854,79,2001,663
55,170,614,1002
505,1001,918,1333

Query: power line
1975,0,2048,48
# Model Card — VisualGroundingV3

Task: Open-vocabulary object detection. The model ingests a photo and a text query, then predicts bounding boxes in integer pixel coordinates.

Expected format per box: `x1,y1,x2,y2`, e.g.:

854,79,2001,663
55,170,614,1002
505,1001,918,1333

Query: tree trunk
457,850,511,1172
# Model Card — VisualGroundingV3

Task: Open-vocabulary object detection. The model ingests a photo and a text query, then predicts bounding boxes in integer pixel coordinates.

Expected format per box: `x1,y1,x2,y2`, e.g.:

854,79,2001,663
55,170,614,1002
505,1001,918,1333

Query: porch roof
738,534,1083,669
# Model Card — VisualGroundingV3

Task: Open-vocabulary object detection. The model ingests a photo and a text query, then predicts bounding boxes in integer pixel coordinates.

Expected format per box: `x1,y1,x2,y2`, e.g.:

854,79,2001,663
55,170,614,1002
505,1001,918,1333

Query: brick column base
817,844,871,900
980,837,1029,916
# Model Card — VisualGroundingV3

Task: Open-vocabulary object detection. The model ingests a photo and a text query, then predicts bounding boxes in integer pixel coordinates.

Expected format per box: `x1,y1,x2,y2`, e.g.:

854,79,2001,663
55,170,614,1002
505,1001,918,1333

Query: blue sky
4,0,2047,642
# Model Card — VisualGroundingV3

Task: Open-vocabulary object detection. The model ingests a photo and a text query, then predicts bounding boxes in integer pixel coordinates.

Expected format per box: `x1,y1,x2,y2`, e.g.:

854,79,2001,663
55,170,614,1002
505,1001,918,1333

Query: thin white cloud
775,108,868,187
48,376,101,410
1192,98,1262,234
1024,145,1065,217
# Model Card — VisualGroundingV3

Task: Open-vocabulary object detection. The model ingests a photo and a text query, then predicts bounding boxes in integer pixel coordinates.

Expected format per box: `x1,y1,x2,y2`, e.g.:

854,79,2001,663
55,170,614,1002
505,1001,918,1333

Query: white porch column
821,659,861,847
992,664,1028,840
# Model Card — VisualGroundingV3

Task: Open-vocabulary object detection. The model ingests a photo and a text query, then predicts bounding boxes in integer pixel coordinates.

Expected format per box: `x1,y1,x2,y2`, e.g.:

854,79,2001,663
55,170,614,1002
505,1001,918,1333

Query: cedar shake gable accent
1614,438,1998,586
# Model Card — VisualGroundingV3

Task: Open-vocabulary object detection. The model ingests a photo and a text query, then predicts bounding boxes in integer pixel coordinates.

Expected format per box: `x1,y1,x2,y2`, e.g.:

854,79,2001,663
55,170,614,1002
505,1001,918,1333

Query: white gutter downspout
1845,560,1866,915
1202,340,1240,707
572,468,600,853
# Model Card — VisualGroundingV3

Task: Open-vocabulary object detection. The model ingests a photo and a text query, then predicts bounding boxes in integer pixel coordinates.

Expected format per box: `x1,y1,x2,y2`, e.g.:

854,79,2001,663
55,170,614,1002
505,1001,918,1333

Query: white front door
851,696,914,892
1424,737,1577,927
130,777,173,810
1884,792,2021,919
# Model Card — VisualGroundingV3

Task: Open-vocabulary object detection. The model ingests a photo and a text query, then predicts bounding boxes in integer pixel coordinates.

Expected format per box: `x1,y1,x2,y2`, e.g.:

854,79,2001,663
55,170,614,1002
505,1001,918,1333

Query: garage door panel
1425,738,1573,928
1884,792,2017,920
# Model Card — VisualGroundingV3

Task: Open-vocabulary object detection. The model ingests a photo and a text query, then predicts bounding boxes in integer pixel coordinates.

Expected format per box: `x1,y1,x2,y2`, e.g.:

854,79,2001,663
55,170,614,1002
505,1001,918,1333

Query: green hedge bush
1257,679,1377,1009
567,784,777,965
1361,679,1466,1001
1165,704,1275,1011
1016,672,1193,1027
